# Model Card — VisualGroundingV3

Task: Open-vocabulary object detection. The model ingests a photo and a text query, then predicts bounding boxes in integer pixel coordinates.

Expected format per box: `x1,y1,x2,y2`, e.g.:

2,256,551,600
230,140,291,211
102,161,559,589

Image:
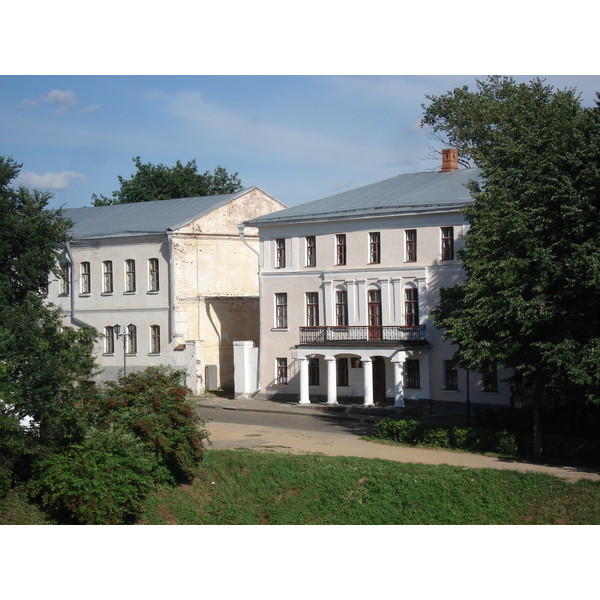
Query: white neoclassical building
47,188,285,393
241,153,512,408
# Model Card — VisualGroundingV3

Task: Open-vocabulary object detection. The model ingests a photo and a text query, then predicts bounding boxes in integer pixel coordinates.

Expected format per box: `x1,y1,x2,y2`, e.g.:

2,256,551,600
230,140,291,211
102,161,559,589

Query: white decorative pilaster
356,279,367,324
326,358,338,405
379,278,391,326
345,280,357,325
391,278,403,325
299,357,310,404
323,280,333,326
362,358,374,406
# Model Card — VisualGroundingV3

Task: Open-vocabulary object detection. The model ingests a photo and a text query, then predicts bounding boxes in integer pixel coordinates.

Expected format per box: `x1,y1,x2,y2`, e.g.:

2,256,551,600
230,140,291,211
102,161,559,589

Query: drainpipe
166,231,175,343
65,240,92,329
238,223,261,395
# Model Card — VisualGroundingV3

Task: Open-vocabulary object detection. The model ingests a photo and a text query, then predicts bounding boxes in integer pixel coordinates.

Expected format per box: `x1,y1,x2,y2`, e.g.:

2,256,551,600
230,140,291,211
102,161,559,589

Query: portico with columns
296,346,430,407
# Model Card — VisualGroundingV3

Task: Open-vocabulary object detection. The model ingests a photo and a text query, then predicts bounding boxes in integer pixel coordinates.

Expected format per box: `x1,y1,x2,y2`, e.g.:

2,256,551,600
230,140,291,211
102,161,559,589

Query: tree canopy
427,77,600,454
91,157,243,206
0,156,97,449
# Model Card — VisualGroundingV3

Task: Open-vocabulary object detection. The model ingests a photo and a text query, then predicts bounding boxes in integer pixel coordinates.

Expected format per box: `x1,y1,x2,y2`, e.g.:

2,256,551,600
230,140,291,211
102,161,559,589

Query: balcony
298,325,428,347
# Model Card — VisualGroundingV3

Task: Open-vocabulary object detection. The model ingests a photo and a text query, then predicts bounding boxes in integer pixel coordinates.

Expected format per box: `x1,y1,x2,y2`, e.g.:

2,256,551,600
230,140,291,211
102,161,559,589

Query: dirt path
205,420,600,483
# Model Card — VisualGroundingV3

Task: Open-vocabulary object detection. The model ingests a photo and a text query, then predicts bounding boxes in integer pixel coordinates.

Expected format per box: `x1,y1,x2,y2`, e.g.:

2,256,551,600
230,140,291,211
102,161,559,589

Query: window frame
276,358,288,385
335,289,349,327
441,227,455,261
80,261,91,295
150,324,161,354
405,359,421,389
404,286,419,326
405,229,417,262
369,232,381,264
337,357,349,387
275,293,288,329
336,234,347,266
104,326,115,355
275,238,286,268
305,236,316,267
103,260,113,294
125,259,136,293
126,324,137,354
148,258,160,292
444,360,459,391
308,357,320,386
306,292,320,327
60,263,70,295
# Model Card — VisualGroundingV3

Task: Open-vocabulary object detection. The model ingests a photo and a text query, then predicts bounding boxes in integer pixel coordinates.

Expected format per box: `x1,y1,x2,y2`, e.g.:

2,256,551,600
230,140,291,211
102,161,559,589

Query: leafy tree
0,156,97,451
427,77,600,456
92,157,243,206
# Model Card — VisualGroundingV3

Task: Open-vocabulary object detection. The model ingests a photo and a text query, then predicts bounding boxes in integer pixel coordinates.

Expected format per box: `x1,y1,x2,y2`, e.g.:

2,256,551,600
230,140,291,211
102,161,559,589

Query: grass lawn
137,449,600,525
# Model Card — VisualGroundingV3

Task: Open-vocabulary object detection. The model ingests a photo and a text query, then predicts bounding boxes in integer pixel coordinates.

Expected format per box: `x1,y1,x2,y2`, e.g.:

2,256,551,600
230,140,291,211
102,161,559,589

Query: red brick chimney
441,148,459,172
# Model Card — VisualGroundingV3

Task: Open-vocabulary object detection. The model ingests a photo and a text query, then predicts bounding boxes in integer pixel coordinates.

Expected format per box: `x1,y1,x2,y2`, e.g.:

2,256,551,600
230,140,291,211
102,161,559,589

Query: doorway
372,356,386,402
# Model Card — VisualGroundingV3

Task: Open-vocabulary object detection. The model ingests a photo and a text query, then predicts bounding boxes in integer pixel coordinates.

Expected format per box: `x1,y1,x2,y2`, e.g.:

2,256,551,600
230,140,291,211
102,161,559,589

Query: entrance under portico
297,347,429,407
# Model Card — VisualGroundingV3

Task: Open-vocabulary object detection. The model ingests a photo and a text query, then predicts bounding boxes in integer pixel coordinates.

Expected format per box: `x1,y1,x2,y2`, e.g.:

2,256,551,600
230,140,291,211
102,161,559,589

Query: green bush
31,427,157,524
94,366,208,484
374,418,519,457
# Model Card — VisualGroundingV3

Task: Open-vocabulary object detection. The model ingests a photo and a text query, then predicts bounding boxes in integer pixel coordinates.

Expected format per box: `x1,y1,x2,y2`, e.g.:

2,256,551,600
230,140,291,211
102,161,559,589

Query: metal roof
63,188,257,239
246,169,482,226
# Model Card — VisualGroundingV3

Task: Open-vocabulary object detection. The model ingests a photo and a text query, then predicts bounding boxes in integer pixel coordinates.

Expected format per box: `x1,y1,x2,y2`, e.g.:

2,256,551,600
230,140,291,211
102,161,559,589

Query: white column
356,279,367,324
393,360,405,407
362,358,374,406
326,358,338,404
299,357,310,404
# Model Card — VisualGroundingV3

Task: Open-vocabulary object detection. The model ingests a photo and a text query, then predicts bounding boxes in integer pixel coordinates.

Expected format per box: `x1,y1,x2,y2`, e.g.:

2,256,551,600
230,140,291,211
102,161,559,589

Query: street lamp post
113,323,133,377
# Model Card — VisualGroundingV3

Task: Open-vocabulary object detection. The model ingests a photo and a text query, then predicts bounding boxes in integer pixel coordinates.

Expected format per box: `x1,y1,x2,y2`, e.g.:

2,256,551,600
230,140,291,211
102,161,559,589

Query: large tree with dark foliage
92,157,243,206
0,156,97,494
426,77,600,456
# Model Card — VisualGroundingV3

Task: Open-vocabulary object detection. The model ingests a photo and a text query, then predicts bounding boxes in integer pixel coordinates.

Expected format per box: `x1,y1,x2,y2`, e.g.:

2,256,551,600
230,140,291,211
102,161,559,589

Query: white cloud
19,98,37,108
78,104,100,114
41,89,76,106
16,170,86,191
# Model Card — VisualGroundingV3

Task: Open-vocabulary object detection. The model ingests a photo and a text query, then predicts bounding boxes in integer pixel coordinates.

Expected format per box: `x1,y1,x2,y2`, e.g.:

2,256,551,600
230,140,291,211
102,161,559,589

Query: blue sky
2,75,599,212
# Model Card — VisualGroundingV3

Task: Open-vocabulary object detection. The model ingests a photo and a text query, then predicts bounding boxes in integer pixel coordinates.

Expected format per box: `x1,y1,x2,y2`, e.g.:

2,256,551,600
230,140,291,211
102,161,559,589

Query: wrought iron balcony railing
298,325,427,346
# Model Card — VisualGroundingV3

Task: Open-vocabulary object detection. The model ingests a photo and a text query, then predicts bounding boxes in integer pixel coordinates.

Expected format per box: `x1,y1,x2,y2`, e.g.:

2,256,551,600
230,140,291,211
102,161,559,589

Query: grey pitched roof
63,188,256,239
246,169,482,226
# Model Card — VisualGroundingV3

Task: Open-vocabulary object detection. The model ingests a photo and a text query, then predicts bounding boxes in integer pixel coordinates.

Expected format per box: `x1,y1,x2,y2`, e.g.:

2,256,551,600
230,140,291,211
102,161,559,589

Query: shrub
31,427,157,524
94,366,208,484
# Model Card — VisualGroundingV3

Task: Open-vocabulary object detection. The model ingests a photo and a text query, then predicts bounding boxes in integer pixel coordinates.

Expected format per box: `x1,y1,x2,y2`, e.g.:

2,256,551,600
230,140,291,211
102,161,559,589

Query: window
125,259,136,292
335,290,348,326
80,262,91,294
276,358,288,385
150,325,161,354
126,324,137,354
336,234,347,266
148,258,159,292
306,236,316,267
444,360,458,391
483,368,498,392
405,359,420,389
441,227,454,260
275,293,288,329
60,263,70,295
103,261,113,293
309,357,320,386
405,287,419,326
369,232,380,264
104,326,115,354
276,238,286,268
405,229,417,262
306,292,320,326
337,358,349,387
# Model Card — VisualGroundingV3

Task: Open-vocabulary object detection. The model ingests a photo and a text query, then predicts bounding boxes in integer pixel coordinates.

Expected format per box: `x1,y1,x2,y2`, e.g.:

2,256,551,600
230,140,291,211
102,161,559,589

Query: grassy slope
137,449,600,525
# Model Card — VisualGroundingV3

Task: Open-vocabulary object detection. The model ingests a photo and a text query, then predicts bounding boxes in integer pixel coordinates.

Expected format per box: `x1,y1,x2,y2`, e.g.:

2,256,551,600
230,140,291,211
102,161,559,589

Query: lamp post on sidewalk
113,323,133,377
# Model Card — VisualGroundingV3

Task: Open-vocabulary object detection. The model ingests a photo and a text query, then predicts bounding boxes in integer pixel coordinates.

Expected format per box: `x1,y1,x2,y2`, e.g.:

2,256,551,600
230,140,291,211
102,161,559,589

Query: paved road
199,406,600,483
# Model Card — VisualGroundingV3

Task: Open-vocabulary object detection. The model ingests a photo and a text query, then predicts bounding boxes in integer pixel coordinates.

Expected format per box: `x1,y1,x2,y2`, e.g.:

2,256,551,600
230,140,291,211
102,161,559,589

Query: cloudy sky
2,74,599,211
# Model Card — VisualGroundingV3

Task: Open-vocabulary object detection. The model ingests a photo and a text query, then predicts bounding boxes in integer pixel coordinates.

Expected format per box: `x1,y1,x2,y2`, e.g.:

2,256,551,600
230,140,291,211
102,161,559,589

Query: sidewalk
194,392,471,427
